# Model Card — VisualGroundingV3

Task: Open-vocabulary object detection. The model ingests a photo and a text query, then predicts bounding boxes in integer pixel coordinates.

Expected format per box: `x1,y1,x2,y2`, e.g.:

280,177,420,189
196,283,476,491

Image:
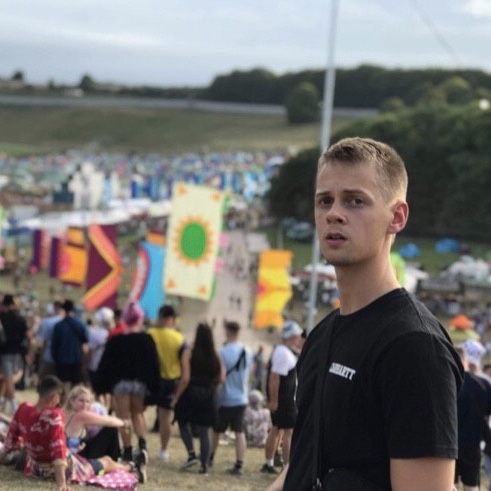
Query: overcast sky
1,0,490,88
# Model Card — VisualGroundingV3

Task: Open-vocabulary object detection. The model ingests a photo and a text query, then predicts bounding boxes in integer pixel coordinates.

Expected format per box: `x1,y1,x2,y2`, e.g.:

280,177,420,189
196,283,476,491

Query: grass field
0,105,352,156
0,389,276,491
262,226,491,275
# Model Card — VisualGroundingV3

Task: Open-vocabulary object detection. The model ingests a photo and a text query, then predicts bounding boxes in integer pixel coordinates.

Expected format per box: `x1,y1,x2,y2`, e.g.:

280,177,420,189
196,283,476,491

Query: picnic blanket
86,469,138,491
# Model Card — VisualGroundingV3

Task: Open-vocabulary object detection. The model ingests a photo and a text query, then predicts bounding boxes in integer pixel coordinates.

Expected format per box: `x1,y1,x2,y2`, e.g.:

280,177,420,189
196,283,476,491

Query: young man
0,375,71,491
147,304,190,462
267,137,463,491
51,299,89,393
212,320,253,475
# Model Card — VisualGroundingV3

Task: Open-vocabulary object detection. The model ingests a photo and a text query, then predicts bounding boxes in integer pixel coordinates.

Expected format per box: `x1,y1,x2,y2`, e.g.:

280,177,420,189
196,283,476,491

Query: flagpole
306,0,339,335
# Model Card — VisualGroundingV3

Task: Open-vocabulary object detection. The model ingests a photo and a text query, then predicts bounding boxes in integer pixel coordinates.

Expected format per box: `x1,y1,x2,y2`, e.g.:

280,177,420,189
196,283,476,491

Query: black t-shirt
457,372,491,451
284,288,463,491
0,310,28,355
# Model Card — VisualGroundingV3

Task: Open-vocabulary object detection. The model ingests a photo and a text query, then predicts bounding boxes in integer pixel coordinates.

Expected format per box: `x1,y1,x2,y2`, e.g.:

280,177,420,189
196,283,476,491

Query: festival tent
398,243,420,258
435,238,460,254
447,314,479,344
449,314,474,330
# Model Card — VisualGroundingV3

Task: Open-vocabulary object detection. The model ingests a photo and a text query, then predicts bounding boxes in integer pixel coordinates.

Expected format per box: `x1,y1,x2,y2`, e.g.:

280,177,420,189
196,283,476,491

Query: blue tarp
435,238,460,253
398,243,420,258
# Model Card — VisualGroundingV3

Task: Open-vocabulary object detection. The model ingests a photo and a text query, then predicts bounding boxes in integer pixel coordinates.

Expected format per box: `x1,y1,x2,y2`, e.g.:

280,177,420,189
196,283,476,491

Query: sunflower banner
164,183,226,301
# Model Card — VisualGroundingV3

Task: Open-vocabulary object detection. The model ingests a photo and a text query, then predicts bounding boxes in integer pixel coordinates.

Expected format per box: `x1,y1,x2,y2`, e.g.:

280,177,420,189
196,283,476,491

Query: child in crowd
244,389,271,448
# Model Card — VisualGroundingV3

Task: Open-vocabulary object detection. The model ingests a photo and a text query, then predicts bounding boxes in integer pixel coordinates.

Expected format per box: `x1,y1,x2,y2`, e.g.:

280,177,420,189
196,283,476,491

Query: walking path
177,229,277,357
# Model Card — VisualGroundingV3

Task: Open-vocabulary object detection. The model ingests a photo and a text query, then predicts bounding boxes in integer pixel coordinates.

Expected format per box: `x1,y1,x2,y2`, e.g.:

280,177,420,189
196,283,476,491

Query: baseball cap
461,339,486,367
280,320,303,339
95,307,115,328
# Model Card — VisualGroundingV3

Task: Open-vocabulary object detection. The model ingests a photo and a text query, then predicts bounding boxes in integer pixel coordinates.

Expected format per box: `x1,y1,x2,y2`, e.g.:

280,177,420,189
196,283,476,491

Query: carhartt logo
329,362,356,380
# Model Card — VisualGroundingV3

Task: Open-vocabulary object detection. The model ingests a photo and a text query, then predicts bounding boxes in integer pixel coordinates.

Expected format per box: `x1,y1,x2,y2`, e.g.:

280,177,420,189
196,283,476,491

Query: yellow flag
254,249,293,329
164,183,226,300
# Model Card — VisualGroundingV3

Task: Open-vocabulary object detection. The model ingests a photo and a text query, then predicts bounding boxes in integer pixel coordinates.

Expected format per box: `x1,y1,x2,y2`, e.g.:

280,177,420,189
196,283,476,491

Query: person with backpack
211,320,253,475
261,321,303,475
50,299,89,394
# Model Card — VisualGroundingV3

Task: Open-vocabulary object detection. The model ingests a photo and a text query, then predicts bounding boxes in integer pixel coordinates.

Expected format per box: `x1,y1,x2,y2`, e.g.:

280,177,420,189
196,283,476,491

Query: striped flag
83,224,123,310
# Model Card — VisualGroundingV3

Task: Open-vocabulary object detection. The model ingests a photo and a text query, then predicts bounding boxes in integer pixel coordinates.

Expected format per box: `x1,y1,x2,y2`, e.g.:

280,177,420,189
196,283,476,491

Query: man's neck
336,258,400,315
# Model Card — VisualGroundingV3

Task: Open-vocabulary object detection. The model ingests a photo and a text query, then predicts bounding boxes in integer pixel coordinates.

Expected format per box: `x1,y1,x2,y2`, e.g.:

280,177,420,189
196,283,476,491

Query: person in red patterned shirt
0,376,145,491
0,375,72,491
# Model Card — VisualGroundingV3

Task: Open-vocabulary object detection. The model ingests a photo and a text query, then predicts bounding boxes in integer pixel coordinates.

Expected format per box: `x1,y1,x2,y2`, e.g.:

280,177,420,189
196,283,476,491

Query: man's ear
388,200,409,234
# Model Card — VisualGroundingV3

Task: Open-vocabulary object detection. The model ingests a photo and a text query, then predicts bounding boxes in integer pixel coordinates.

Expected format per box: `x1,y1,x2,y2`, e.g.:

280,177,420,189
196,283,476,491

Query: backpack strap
226,347,246,376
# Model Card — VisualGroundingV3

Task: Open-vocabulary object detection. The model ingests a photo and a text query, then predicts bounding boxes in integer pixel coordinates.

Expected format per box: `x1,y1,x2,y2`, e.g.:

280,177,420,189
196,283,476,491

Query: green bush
286,82,320,124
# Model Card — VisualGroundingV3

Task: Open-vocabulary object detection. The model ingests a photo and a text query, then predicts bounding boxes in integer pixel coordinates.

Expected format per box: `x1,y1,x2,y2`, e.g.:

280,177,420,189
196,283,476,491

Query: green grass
0,106,352,155
1,389,276,491
262,226,491,275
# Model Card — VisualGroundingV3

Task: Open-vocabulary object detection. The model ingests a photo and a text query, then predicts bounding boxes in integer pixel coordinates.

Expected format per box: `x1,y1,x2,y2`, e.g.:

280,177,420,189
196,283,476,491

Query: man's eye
348,198,363,206
317,197,332,206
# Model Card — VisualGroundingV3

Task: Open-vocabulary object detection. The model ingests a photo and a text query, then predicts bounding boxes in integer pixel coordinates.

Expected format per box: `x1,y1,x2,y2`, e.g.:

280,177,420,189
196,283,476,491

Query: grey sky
0,0,490,87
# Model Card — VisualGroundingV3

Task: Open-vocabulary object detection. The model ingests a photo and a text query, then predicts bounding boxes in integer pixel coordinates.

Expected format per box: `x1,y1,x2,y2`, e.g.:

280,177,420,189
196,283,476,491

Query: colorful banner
49,236,62,278
66,226,85,246
164,183,226,300
254,249,293,329
57,227,87,285
32,229,45,271
58,242,88,286
83,224,123,310
130,241,165,321
146,231,166,247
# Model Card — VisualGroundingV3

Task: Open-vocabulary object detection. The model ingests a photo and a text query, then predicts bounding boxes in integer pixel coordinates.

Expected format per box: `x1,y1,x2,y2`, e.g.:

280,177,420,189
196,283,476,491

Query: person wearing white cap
460,339,487,374
87,307,115,400
261,320,303,475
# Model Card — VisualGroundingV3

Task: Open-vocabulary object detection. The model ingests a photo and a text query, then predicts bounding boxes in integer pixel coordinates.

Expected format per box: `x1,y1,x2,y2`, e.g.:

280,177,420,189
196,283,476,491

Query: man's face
314,161,396,267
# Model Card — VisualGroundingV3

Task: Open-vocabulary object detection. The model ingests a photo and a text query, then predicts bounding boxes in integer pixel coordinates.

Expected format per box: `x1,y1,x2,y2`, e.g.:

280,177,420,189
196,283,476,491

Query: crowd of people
3,137,491,491
0,288,306,490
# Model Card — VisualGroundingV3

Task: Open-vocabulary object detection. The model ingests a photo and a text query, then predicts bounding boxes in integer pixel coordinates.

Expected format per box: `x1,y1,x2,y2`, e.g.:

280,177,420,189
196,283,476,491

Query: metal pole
306,0,339,335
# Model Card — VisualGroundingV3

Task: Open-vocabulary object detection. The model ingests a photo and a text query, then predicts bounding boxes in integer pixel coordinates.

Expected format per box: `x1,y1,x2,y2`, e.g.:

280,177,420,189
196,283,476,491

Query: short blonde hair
320,137,408,202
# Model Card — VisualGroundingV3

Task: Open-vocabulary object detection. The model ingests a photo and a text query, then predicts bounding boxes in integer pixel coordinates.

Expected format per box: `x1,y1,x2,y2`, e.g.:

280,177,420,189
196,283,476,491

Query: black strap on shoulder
226,347,246,376
312,322,335,491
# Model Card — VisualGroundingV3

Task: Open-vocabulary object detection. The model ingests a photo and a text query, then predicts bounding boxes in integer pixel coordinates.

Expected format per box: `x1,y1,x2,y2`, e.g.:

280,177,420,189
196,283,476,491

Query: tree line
6,64,491,110
91,65,491,124
266,100,491,242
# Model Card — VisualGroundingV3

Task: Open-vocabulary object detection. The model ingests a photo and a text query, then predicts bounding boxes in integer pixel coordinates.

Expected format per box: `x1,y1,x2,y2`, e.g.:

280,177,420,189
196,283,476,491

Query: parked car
286,222,315,242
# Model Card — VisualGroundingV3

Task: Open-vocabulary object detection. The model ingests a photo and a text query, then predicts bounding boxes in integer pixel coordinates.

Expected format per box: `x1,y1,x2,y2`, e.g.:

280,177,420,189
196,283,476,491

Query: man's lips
325,232,346,240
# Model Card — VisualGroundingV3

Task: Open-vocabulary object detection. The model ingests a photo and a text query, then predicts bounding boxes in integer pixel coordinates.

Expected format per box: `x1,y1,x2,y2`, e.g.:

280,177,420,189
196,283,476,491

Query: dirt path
176,229,277,358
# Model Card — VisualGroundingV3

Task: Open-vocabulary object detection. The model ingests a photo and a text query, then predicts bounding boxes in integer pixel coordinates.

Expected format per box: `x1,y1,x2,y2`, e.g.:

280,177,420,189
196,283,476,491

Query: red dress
3,402,94,482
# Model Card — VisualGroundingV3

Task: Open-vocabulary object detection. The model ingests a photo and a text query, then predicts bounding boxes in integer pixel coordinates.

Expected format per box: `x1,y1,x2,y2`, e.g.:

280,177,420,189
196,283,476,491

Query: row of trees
267,100,491,242
5,65,491,124
205,65,491,107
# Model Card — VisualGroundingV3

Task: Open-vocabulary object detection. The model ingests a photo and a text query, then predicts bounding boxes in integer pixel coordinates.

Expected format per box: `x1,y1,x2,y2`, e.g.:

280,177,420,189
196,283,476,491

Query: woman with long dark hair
174,322,224,474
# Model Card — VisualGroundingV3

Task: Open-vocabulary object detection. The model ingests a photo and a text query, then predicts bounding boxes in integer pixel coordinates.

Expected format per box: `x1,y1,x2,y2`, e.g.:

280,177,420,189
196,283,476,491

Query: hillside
0,105,353,156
